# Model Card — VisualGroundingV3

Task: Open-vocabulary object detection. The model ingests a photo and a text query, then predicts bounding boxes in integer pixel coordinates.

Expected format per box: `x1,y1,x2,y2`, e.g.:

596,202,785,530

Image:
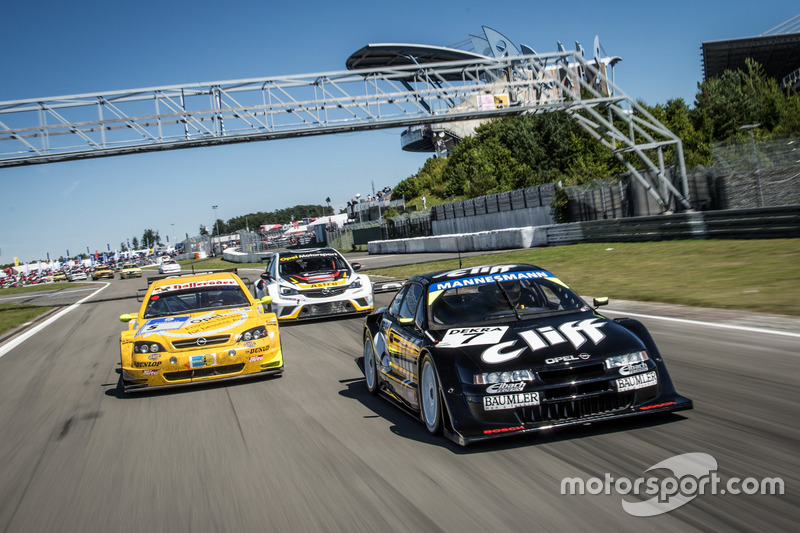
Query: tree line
120,58,799,252
392,58,800,205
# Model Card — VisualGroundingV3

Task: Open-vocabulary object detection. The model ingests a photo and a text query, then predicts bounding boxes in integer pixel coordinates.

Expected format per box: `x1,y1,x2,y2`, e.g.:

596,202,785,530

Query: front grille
545,380,612,399
300,301,353,316
516,391,634,423
540,392,634,421
171,334,231,350
538,363,605,385
302,287,347,298
163,363,245,381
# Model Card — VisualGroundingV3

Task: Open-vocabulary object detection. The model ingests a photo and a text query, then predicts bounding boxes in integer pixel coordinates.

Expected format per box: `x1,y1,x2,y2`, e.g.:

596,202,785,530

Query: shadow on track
341,356,690,454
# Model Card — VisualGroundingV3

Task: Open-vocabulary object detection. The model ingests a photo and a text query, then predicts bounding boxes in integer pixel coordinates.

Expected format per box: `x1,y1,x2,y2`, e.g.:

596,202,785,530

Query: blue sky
1,0,797,264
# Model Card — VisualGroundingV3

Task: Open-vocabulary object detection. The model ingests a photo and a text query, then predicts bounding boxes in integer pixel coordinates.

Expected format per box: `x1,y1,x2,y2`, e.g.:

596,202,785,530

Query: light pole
212,205,219,255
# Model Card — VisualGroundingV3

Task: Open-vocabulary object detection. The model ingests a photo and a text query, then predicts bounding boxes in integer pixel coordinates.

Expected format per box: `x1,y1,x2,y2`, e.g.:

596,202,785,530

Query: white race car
256,248,373,320
158,259,181,274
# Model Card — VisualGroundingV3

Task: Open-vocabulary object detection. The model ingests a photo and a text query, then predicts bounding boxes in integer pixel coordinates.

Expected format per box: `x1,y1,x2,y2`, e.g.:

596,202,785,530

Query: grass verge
1,239,798,338
0,303,53,337
365,239,800,317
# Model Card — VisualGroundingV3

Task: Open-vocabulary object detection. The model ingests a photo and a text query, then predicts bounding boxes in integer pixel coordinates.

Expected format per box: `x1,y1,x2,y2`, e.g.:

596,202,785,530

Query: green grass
0,303,53,336
0,282,78,295
365,239,800,317
0,282,94,336
1,239,798,338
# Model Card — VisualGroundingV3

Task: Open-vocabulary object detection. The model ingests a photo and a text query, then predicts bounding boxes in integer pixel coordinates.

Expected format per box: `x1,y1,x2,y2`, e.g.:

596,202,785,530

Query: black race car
362,264,692,445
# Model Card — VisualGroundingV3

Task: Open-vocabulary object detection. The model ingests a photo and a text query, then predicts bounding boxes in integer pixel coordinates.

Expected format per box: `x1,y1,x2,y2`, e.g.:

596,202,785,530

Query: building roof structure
701,14,800,89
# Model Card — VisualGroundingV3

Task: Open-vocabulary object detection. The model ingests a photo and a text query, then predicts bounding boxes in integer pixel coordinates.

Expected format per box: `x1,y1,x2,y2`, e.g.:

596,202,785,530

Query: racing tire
364,332,379,395
419,354,442,435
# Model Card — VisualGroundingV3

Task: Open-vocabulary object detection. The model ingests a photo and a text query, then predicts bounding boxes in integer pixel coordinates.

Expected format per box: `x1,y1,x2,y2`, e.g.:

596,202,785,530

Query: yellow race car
119,270,283,392
91,265,114,280
119,262,142,279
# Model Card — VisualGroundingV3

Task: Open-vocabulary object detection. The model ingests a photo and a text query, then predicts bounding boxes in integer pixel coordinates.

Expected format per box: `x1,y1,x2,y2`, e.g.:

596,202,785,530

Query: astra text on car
256,248,373,321
118,270,283,392
362,264,692,445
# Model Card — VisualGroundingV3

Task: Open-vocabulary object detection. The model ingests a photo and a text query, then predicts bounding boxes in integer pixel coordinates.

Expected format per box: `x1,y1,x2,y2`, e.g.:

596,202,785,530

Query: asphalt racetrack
0,259,797,532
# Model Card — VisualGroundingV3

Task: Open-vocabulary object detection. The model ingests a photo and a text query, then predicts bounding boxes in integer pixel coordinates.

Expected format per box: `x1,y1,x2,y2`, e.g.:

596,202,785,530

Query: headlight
350,278,362,289
474,369,535,384
237,326,267,342
134,341,166,354
280,285,299,296
605,351,649,368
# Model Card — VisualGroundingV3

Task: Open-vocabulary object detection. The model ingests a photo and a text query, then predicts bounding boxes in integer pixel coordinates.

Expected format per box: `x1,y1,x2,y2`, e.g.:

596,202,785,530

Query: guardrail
368,206,800,254
547,206,800,244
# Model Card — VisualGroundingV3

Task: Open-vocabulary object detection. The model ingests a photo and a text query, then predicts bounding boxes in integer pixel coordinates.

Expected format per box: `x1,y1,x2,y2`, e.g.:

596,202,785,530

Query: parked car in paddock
118,270,283,392
362,264,692,445
158,259,181,275
119,262,142,279
256,248,373,321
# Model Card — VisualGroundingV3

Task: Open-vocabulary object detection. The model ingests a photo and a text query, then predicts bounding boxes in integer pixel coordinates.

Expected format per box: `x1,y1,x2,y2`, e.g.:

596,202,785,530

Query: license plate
483,392,540,411
616,371,658,392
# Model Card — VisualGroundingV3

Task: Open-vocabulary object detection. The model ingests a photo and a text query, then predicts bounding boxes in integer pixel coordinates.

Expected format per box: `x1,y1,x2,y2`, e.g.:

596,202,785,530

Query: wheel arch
417,349,456,434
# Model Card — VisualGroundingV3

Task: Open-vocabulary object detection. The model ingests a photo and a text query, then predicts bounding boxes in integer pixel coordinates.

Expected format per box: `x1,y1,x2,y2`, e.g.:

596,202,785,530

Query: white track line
0,283,110,358
602,309,800,338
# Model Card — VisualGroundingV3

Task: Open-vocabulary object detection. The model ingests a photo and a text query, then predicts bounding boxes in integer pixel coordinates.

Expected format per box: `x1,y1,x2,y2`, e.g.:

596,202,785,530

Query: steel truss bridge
0,50,690,210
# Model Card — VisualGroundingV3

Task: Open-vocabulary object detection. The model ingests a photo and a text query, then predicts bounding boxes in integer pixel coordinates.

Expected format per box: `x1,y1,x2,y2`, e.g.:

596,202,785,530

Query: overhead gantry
0,27,691,211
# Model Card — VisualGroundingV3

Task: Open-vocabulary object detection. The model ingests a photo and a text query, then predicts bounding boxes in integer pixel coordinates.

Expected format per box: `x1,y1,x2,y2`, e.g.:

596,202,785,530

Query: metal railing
0,49,690,211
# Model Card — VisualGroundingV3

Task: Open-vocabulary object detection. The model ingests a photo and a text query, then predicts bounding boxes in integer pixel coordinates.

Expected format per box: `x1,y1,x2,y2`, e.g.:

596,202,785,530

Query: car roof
278,247,339,257
410,263,551,286
148,271,244,292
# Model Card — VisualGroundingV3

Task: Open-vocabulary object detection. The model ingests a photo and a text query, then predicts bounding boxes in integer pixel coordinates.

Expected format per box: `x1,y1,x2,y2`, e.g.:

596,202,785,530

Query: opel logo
321,288,331,295
196,337,207,347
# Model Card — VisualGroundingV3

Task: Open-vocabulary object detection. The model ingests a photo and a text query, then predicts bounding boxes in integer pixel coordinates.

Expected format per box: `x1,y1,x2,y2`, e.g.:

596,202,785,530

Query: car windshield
279,253,347,276
123,263,137,269
143,286,251,318
429,277,588,327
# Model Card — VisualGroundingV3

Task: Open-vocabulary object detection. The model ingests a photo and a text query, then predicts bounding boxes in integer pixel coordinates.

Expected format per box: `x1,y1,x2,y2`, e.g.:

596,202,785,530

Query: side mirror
119,313,136,323
351,263,362,271
260,295,274,313
593,297,609,308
